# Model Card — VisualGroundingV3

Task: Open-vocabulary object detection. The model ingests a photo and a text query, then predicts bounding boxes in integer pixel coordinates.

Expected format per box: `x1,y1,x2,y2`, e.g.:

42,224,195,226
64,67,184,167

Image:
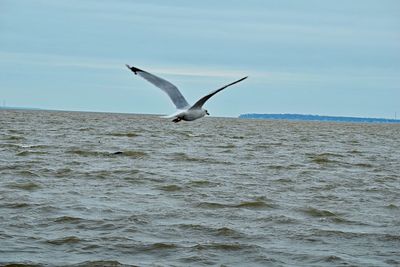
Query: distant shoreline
0,106,43,111
2,107,399,124
239,113,400,124
0,106,157,116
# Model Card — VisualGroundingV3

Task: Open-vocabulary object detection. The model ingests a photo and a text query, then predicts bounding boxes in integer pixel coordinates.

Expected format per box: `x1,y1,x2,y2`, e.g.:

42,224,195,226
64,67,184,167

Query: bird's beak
206,111,210,115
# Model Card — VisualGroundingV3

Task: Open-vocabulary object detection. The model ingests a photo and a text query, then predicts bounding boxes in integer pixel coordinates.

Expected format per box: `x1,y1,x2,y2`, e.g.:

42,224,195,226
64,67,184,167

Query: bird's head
205,109,210,115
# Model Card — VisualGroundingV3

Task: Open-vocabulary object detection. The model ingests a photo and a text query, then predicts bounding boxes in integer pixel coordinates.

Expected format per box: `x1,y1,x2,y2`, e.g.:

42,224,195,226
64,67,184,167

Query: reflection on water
1,110,399,266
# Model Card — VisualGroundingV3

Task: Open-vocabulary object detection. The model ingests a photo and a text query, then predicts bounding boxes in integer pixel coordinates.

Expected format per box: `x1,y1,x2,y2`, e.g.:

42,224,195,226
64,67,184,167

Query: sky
1,0,399,118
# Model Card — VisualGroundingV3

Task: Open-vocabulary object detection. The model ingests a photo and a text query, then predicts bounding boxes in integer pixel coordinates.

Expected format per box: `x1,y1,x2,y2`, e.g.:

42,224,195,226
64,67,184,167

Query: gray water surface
1,110,399,266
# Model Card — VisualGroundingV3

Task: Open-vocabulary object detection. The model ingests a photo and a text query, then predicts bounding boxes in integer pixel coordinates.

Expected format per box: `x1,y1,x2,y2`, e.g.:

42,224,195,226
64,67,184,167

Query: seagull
126,64,247,122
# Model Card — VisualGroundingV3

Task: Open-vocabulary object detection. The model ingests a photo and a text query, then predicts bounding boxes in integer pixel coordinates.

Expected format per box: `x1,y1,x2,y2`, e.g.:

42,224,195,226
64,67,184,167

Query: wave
77,127,94,132
21,144,50,149
299,207,350,223
16,170,41,178
5,135,25,141
267,215,298,224
235,200,275,209
66,149,147,158
267,164,286,170
46,236,82,245
191,242,261,251
385,203,398,209
179,224,245,238
1,202,31,209
159,184,183,192
170,152,229,164
16,151,48,156
67,149,112,157
7,181,41,191
142,242,179,251
348,149,362,154
353,162,374,168
314,229,400,242
106,132,140,138
71,260,136,267
116,151,147,158
216,144,236,149
53,215,84,224
188,180,215,187
197,199,276,210
308,153,344,165
171,152,207,162
301,207,337,217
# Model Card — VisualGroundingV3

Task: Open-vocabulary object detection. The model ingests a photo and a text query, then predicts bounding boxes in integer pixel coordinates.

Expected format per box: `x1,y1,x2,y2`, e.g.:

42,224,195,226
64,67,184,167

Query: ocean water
0,110,399,267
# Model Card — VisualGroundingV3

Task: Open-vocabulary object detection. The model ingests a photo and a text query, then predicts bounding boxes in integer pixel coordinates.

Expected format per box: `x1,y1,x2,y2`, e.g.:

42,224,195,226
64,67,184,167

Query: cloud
0,51,119,70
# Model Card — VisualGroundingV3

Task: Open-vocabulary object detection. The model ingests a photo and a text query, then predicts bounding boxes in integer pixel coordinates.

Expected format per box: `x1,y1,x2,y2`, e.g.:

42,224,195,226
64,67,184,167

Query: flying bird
126,64,247,122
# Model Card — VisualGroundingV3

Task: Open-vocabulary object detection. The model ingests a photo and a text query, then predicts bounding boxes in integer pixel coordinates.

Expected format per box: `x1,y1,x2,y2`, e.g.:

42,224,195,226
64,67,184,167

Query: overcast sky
1,0,399,118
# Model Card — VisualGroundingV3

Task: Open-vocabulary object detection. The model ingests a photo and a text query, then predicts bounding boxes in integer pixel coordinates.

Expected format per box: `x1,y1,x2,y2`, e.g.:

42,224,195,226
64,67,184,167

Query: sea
0,109,399,267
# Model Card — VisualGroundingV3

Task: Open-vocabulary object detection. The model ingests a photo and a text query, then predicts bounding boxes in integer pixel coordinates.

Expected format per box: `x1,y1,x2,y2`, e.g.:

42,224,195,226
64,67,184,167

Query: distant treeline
239,113,400,124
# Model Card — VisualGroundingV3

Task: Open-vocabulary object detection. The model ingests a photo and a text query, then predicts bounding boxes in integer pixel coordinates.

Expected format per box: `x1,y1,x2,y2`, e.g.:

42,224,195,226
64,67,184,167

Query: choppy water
0,110,399,267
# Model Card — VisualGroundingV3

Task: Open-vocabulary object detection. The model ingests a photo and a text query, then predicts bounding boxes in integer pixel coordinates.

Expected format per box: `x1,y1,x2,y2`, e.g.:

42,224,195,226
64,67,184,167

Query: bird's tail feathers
160,110,185,119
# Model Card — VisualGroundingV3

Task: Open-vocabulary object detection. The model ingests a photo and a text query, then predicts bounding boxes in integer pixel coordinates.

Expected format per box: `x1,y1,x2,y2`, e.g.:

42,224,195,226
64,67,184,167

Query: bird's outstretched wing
190,76,248,110
126,64,190,110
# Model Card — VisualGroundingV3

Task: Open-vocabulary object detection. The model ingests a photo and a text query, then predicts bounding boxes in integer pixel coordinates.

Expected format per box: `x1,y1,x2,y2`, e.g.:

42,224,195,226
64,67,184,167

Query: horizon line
1,105,399,122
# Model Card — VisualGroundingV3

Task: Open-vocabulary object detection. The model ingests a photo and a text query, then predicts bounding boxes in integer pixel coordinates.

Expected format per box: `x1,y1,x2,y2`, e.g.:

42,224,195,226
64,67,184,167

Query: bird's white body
126,64,247,122
178,109,208,121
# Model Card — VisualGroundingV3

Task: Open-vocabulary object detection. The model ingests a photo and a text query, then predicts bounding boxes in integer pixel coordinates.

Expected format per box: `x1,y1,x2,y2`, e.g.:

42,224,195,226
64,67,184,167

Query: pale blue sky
1,0,399,118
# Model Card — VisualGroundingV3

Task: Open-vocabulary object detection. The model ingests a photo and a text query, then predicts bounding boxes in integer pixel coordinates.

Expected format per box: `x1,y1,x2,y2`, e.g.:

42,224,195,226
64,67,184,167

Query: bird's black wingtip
125,64,142,75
